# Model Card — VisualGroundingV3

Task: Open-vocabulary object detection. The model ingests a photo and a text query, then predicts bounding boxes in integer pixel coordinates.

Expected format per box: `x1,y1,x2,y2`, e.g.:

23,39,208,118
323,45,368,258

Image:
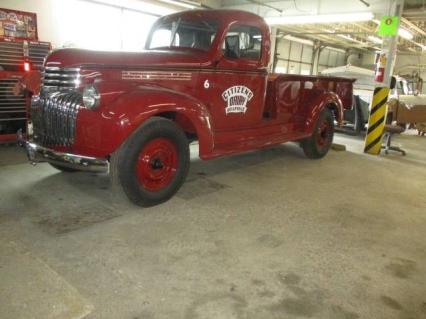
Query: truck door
197,24,267,131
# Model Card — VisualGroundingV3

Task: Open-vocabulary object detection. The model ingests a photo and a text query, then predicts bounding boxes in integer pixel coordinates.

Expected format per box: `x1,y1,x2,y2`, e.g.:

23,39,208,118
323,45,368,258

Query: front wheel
111,117,189,207
301,108,334,159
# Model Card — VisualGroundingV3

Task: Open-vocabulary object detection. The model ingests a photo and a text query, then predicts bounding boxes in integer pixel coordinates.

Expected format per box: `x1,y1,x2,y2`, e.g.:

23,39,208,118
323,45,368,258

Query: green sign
378,16,399,36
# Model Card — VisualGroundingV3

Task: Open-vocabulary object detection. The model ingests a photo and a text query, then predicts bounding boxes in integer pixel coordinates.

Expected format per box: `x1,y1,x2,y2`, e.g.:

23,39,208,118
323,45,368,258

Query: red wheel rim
316,120,331,148
136,138,178,191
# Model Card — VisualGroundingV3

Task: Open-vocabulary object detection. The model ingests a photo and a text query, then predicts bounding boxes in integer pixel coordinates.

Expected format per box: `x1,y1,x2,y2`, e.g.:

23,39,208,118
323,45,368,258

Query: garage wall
318,47,346,73
274,39,313,74
274,38,346,75
0,0,175,50
361,52,376,69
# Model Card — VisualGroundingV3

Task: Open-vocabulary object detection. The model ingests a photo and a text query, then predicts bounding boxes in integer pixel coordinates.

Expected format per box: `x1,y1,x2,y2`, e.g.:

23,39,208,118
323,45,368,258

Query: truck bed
266,73,354,114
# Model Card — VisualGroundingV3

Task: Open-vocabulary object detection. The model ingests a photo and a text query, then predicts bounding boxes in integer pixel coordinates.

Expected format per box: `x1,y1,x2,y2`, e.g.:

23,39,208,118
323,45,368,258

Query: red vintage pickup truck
22,10,353,206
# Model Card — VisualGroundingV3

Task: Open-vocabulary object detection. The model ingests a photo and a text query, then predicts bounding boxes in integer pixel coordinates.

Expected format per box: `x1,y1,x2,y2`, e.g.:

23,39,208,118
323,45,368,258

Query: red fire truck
22,10,353,206
0,8,50,142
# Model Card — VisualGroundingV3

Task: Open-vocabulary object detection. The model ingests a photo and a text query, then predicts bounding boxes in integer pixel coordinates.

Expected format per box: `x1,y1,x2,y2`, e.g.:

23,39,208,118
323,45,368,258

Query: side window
223,25,262,60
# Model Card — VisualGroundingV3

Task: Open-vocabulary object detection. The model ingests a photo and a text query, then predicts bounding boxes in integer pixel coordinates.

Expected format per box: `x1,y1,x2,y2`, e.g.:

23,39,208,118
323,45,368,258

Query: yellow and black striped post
364,86,390,155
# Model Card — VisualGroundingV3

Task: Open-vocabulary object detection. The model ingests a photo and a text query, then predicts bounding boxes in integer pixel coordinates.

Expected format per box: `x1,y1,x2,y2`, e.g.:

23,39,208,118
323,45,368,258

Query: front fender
304,91,344,134
73,85,214,158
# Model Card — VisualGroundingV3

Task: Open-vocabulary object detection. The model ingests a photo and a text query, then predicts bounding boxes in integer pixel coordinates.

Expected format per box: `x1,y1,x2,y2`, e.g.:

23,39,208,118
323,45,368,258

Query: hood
45,48,213,69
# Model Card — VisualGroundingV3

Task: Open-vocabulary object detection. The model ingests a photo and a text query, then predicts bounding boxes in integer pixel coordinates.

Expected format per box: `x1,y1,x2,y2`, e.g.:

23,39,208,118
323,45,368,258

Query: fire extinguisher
374,52,387,83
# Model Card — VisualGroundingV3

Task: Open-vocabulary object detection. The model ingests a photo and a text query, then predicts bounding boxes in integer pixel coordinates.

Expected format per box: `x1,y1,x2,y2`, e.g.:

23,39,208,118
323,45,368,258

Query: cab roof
158,9,269,31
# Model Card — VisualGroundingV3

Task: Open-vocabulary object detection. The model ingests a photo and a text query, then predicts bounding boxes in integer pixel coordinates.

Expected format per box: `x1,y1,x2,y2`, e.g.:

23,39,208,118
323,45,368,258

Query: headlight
82,85,100,109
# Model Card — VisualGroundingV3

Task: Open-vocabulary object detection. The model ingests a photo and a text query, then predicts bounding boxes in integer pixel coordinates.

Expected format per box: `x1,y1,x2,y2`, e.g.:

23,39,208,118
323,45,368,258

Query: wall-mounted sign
378,16,399,37
0,8,38,40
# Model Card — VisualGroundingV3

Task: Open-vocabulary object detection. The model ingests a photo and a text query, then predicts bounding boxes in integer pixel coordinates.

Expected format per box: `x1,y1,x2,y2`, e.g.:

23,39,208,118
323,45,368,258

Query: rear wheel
301,108,334,159
111,117,189,207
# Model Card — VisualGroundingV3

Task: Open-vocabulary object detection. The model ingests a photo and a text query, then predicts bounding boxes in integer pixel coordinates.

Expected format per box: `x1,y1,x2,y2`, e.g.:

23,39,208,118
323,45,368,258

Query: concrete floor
1,132,426,319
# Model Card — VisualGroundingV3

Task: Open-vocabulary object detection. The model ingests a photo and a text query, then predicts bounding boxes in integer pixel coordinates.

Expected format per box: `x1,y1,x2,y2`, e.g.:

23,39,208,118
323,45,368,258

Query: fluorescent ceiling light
398,28,413,40
92,0,175,15
283,35,313,45
368,35,383,44
156,0,199,9
265,12,373,25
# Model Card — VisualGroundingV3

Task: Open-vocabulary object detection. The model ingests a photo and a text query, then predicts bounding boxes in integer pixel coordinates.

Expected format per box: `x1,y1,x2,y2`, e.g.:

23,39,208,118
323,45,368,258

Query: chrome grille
41,67,80,92
31,92,82,146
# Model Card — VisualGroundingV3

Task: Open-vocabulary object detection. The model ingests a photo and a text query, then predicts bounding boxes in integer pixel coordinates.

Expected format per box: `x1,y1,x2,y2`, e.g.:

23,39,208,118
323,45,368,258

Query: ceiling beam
401,17,426,37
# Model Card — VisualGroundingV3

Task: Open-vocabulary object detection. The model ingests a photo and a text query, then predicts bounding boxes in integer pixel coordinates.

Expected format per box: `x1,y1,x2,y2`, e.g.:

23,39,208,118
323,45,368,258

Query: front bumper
18,132,109,173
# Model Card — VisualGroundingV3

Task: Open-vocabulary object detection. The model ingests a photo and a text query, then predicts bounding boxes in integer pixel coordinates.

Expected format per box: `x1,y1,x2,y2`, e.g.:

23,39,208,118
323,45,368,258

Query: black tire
49,163,79,172
110,117,189,207
354,101,364,133
301,108,334,159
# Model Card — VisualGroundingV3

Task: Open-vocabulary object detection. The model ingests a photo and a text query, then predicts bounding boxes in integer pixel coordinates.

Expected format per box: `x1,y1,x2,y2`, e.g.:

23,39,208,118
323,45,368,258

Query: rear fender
75,85,214,158
304,91,343,134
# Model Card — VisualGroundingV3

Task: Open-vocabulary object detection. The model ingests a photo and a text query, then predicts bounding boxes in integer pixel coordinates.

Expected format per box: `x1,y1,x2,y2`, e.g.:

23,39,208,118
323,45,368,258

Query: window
50,0,163,51
275,65,287,73
223,25,262,60
318,47,346,70
300,64,311,75
147,19,218,51
288,61,301,74
121,9,157,52
274,39,313,75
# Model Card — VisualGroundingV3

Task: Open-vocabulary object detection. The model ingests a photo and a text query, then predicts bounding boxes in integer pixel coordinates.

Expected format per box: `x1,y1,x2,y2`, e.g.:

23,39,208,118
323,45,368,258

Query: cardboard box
388,97,426,124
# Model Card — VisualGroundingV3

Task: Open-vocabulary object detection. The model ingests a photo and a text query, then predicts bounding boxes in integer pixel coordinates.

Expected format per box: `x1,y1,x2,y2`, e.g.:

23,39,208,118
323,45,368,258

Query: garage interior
0,1,426,319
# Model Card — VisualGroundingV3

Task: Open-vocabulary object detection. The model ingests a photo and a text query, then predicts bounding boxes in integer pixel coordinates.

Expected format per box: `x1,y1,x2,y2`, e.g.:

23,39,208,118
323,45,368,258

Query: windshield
146,18,219,51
